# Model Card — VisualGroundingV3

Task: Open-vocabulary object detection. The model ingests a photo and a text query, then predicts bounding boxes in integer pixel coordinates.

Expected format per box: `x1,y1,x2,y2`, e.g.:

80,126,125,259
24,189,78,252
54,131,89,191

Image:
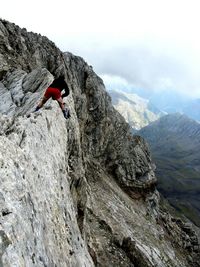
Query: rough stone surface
0,18,199,267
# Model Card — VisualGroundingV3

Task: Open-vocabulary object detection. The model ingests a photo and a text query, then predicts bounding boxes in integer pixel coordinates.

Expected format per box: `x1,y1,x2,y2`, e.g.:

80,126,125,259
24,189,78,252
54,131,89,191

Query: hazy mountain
108,89,163,130
138,113,200,227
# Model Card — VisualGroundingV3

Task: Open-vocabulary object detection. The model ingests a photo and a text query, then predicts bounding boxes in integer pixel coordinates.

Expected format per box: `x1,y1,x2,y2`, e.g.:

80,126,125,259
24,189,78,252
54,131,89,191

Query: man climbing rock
34,76,70,119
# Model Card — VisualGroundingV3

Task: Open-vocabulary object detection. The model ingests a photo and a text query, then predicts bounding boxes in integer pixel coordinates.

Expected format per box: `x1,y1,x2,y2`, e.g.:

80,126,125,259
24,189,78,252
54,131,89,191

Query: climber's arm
57,97,70,119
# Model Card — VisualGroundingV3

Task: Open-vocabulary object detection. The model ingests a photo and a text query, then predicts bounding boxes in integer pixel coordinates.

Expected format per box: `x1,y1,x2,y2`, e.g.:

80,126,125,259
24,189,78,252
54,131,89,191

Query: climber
34,76,70,119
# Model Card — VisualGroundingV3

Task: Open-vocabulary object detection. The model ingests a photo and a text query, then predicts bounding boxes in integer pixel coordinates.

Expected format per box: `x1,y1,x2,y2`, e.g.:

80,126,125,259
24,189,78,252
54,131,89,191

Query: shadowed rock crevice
0,230,11,266
121,237,151,267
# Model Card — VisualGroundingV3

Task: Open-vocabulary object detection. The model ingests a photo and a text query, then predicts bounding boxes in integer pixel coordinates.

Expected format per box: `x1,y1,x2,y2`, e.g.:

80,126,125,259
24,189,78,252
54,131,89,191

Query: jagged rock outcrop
0,19,200,267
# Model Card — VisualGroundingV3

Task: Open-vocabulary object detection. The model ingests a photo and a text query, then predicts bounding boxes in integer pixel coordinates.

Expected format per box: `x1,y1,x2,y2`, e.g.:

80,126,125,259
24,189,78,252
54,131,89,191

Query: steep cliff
0,19,199,267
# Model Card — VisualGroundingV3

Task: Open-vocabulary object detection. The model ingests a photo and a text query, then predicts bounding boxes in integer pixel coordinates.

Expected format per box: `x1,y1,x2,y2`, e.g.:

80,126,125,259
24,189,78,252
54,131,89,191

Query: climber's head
50,76,67,90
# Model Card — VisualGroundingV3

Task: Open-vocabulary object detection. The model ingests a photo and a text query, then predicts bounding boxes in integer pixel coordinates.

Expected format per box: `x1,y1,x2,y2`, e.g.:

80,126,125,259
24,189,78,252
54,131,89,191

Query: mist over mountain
103,76,200,122
108,89,163,130
115,86,192,115
138,113,200,227
147,91,200,122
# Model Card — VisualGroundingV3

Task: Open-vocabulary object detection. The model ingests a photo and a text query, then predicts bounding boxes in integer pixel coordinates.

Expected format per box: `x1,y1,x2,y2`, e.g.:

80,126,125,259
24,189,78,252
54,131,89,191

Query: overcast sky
1,0,200,98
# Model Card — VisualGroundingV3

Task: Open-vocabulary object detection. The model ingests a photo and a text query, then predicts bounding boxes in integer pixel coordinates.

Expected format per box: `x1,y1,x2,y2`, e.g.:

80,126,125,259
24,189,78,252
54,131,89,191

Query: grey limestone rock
22,67,53,93
0,82,16,115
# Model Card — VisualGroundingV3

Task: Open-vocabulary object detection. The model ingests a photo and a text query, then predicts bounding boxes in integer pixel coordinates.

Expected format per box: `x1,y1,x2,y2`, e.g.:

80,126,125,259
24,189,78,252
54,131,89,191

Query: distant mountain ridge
140,113,200,144
138,113,200,227
108,89,163,130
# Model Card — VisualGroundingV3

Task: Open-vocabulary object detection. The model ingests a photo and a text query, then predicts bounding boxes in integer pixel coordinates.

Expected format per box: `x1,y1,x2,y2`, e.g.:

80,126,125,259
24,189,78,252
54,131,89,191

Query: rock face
0,19,200,267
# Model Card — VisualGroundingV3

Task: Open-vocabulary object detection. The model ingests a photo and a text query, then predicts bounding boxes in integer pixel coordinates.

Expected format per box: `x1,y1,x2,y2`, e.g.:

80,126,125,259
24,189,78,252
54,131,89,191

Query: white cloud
100,74,130,90
1,0,200,97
